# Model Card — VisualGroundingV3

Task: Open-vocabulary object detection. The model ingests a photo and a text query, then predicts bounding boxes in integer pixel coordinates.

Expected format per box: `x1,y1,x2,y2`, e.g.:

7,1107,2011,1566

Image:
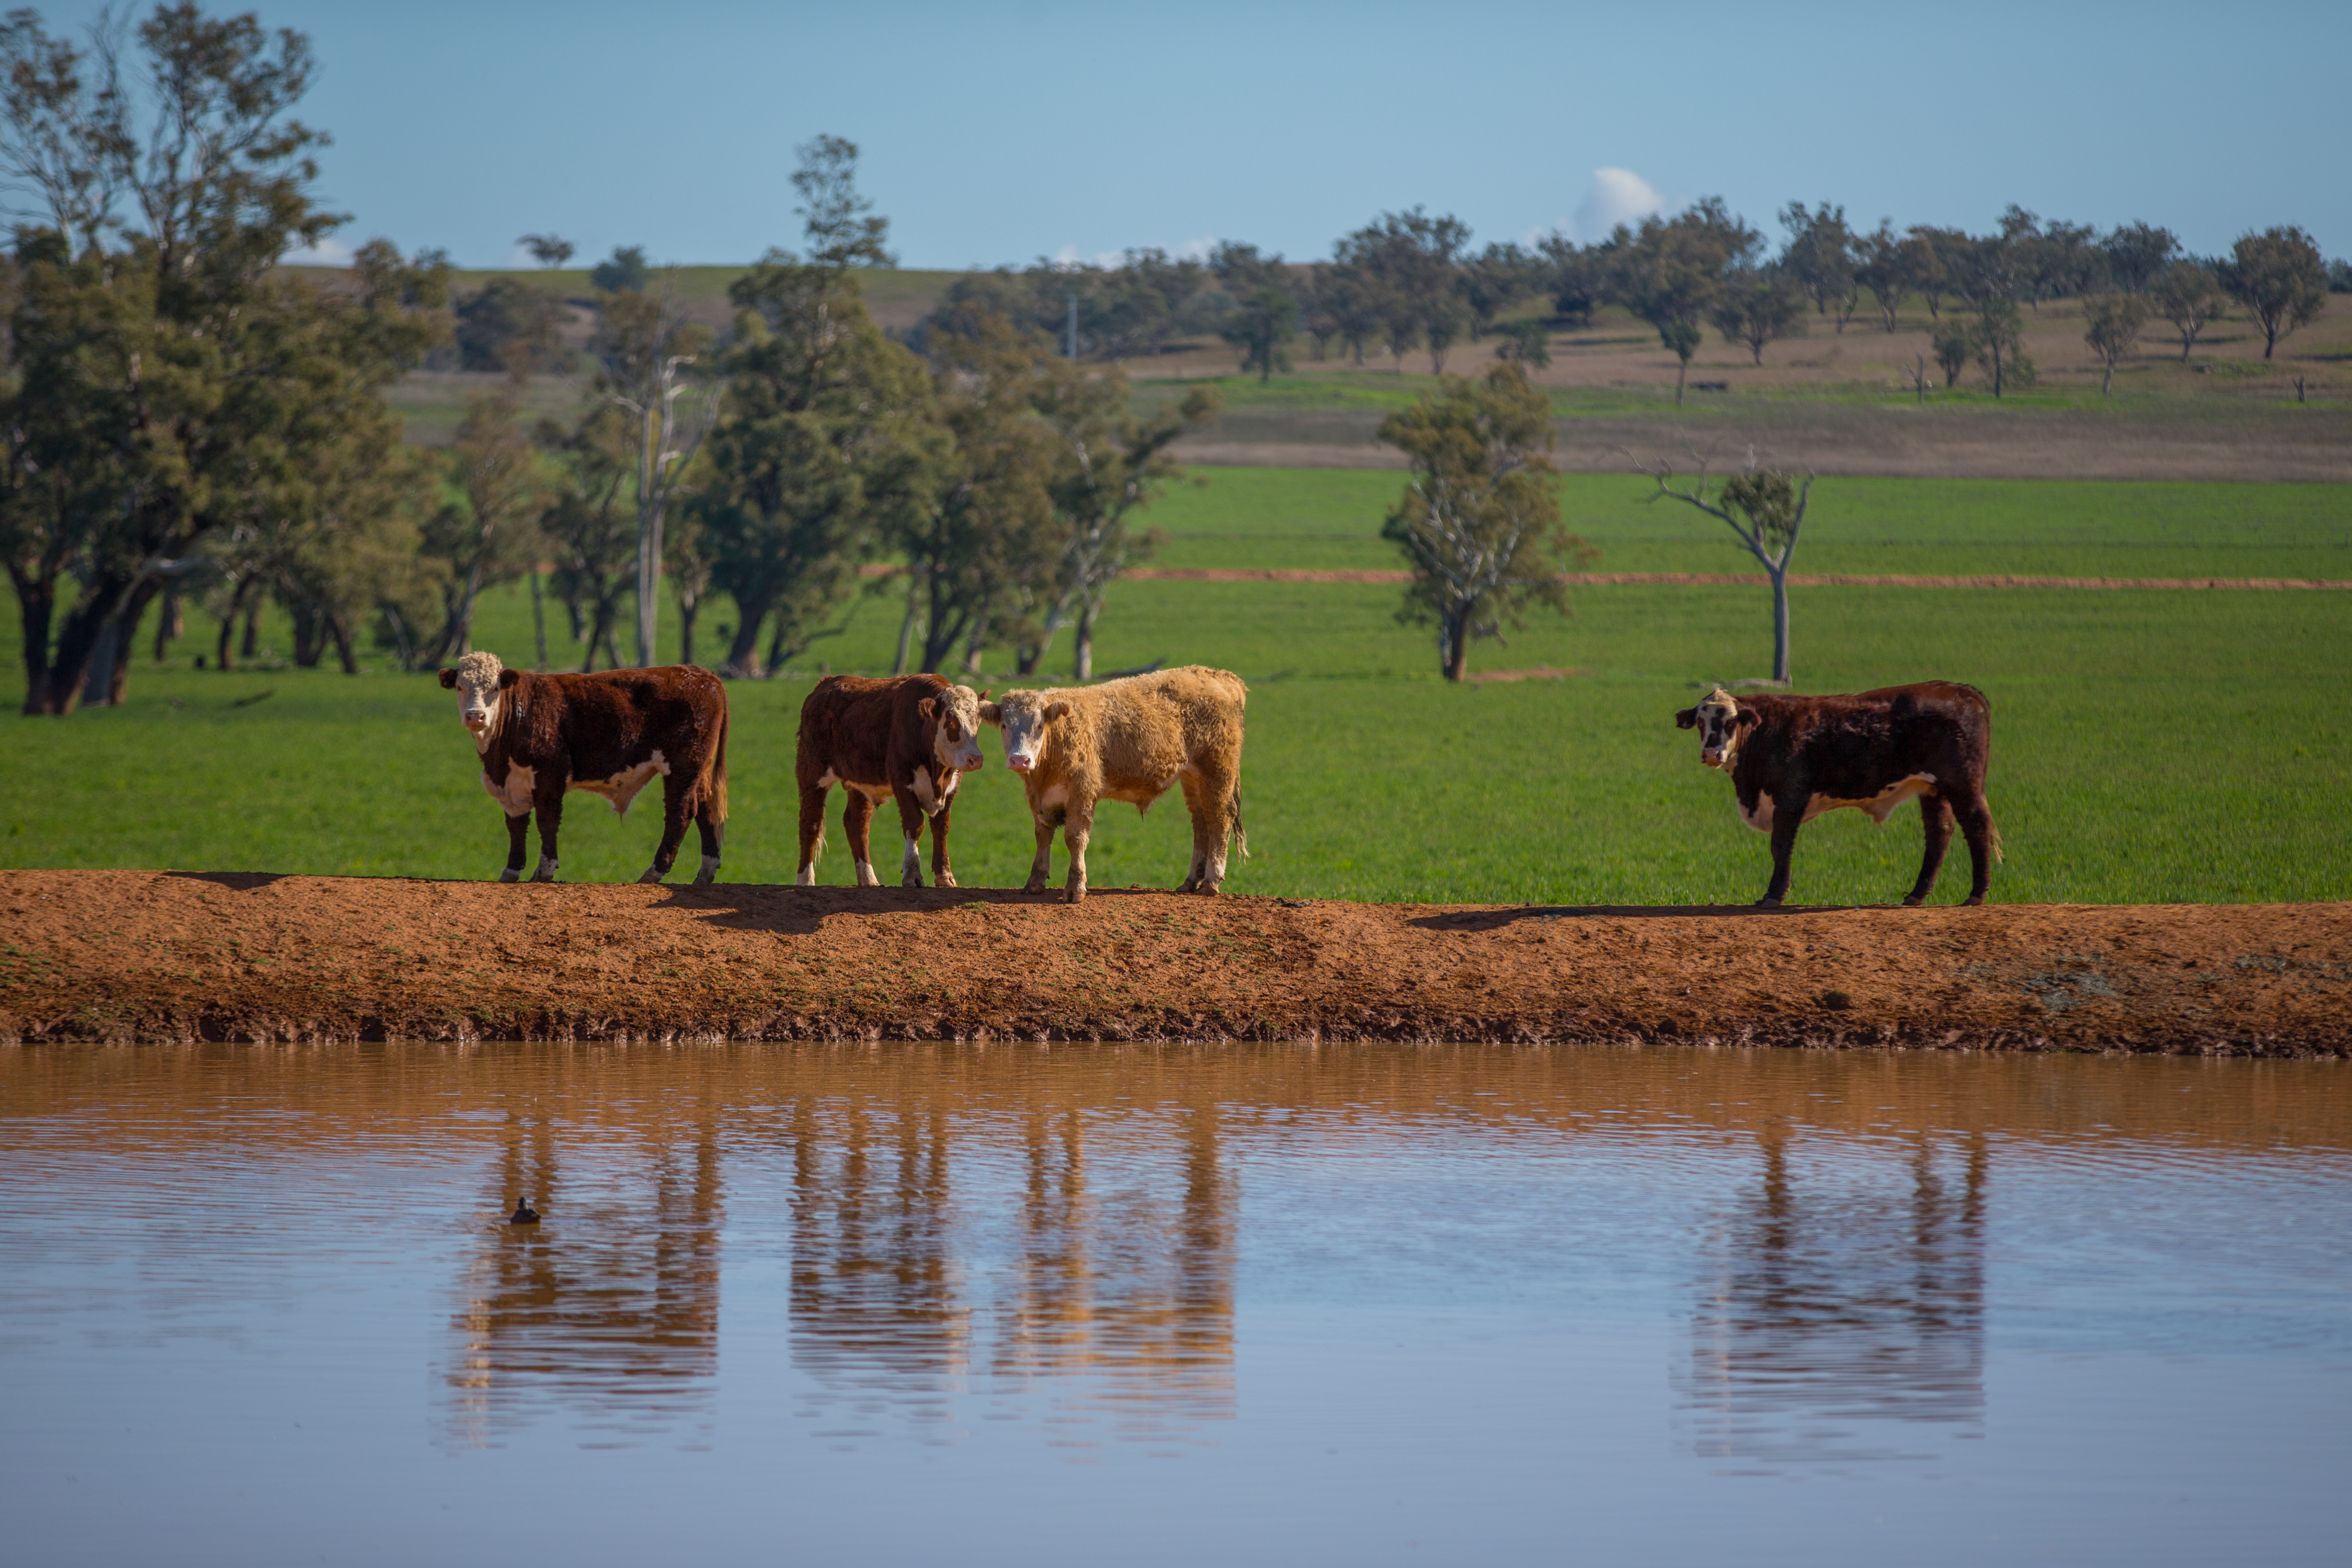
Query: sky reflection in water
2,1042,2347,1567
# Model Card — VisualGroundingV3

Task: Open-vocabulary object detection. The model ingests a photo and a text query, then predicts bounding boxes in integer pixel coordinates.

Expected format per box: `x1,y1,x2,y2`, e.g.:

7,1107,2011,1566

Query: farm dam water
2,870,2346,1055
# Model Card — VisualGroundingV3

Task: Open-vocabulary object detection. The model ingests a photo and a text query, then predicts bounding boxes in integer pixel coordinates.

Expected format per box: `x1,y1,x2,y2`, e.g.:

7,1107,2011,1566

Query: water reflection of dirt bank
1,870,2347,1053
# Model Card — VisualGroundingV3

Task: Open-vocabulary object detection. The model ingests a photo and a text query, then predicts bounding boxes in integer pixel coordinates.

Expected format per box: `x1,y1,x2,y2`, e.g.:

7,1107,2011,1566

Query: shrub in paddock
1675,681,2002,908
438,652,728,885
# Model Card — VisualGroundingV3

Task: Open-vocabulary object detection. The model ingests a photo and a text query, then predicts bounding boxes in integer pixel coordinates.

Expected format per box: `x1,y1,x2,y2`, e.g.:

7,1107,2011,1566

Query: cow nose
1009,755,1032,772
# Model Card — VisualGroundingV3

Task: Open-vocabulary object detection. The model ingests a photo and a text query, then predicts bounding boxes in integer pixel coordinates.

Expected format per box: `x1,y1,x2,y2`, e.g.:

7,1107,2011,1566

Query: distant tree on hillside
1906,226,1968,318
1221,284,1298,384
1337,209,1471,372
1612,199,1757,403
1930,318,1972,386
1536,233,1604,328
1461,242,1535,340
453,277,564,373
2100,223,2178,294
518,233,574,269
1711,267,1807,364
1493,318,1551,369
590,245,649,295
793,133,896,269
2219,227,2328,358
1853,221,1909,332
1778,202,1857,330
1970,297,2034,397
1379,363,1593,683
2151,261,2224,361
2082,294,2149,394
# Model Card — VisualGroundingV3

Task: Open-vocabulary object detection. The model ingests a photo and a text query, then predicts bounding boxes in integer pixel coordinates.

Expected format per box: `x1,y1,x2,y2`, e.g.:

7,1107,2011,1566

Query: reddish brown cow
1674,681,2002,907
794,674,987,888
438,651,729,885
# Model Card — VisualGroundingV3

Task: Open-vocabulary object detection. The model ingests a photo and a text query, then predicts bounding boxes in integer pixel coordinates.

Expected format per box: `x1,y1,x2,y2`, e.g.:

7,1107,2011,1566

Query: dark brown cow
794,674,987,888
1674,681,2002,907
438,651,729,885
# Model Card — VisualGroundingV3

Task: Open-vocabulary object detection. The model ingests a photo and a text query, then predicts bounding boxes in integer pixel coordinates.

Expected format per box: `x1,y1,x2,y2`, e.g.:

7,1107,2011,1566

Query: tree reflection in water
1680,1122,1988,1468
447,1104,725,1450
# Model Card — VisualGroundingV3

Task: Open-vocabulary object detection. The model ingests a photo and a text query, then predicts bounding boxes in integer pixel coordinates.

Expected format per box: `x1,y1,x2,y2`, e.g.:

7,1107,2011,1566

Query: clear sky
40,0,2352,269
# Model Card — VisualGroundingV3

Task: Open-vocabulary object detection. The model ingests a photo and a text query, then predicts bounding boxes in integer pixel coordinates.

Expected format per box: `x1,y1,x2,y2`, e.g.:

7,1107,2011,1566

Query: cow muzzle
1008,754,1034,774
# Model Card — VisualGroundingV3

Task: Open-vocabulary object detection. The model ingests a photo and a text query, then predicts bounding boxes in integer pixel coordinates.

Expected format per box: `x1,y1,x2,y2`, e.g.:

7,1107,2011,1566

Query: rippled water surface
3,1042,2348,1567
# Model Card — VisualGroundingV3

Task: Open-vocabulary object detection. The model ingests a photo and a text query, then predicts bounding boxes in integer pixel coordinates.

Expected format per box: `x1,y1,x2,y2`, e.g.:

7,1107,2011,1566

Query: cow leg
692,799,724,888
1062,801,1095,905
1178,765,1237,894
844,792,881,887
796,783,829,887
499,812,530,882
1024,812,1055,894
1906,795,1956,907
1757,796,1803,907
530,787,564,883
639,774,692,885
893,788,927,889
1952,792,1997,907
930,800,957,889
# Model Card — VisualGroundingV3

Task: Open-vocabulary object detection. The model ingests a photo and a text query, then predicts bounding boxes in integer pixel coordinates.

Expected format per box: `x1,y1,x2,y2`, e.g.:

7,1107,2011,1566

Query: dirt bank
2,871,2345,1054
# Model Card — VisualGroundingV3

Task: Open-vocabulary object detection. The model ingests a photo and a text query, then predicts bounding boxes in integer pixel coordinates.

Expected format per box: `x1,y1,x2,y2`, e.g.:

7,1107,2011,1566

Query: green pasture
4,470,2348,906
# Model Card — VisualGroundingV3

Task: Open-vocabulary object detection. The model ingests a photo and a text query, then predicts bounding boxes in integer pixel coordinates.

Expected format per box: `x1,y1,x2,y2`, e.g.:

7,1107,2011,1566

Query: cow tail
1230,788,1249,861
1986,808,2004,864
705,700,731,829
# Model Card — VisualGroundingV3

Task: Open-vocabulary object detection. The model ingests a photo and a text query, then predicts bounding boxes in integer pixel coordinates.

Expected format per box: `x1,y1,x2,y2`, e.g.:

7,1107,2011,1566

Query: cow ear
497,668,521,690
437,667,459,689
1043,700,1071,724
976,688,990,702
1734,708,1762,732
1673,706,1697,729
917,696,937,722
978,701,1001,726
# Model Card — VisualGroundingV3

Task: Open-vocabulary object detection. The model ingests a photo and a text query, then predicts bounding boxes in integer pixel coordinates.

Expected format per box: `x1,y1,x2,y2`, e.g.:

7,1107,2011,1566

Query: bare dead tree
1640,449,1814,685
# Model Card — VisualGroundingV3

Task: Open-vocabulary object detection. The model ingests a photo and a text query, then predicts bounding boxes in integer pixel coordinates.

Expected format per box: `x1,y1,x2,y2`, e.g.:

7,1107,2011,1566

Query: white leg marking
855,860,880,888
532,855,559,882
901,836,923,887
795,863,818,888
497,866,521,883
638,864,665,885
694,855,720,887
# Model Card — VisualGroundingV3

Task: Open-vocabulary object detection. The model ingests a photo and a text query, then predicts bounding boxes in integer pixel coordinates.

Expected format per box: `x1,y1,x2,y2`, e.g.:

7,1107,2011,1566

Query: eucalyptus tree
1778,202,1857,329
1611,200,1758,403
2220,227,2328,358
1378,363,1591,683
2150,261,2224,361
2082,294,2150,394
1711,267,1808,363
0,6,443,712
1642,455,1814,686
2099,222,2178,295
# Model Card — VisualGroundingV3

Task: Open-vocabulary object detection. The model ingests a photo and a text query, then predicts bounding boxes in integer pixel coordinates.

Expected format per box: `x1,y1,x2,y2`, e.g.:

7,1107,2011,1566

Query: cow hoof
1064,886,1086,905
692,868,718,888
531,873,557,885
1902,894,1926,908
900,874,924,890
1754,895,1783,908
937,872,957,888
638,867,667,885
498,868,521,884
1023,878,1050,895
1962,895,1985,907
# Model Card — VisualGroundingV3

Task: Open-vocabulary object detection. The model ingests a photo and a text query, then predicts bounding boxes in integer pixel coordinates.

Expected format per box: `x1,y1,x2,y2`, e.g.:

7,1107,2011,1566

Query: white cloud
279,236,357,267
1052,234,1220,269
1573,168,1665,242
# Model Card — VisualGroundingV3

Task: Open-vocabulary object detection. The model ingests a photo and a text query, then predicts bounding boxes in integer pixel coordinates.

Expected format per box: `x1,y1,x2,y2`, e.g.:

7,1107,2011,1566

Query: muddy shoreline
3,871,2345,1054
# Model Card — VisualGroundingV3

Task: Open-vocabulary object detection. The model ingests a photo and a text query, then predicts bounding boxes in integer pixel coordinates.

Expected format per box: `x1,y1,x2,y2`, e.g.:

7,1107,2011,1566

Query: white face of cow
979,691,1069,775
926,686,987,774
1680,687,1754,770
437,651,510,755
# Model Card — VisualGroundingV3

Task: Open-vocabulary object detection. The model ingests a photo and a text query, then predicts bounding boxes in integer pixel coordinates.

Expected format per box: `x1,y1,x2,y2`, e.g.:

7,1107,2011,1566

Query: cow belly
1804,772,1936,824
571,749,671,816
482,763,537,816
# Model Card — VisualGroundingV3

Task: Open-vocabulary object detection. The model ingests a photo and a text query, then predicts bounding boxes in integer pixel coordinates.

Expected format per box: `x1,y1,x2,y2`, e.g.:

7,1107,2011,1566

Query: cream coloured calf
982,665,1247,904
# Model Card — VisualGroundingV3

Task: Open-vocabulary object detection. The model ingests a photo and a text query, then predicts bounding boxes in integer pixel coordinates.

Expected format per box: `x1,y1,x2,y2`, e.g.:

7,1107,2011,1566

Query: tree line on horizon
874,201,2334,404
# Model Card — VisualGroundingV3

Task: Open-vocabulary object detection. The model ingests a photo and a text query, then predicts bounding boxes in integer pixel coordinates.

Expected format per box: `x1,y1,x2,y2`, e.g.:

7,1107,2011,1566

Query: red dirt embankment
2,871,2345,1055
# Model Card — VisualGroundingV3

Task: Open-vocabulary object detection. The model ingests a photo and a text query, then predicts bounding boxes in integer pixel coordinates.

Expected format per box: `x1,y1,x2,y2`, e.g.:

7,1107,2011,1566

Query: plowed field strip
855,565,2352,589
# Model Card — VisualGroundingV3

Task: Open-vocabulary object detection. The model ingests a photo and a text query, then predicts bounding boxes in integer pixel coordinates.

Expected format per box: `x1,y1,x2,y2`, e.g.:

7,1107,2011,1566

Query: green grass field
5,471,2348,906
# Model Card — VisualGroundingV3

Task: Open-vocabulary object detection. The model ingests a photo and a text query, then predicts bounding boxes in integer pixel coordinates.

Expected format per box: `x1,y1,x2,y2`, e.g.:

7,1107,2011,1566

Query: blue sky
40,0,2351,269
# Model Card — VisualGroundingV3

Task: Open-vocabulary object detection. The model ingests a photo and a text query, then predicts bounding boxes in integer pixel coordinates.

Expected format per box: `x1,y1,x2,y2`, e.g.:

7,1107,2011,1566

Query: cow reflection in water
1680,1124,1987,1467
446,1111,724,1448
785,1096,1236,1440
